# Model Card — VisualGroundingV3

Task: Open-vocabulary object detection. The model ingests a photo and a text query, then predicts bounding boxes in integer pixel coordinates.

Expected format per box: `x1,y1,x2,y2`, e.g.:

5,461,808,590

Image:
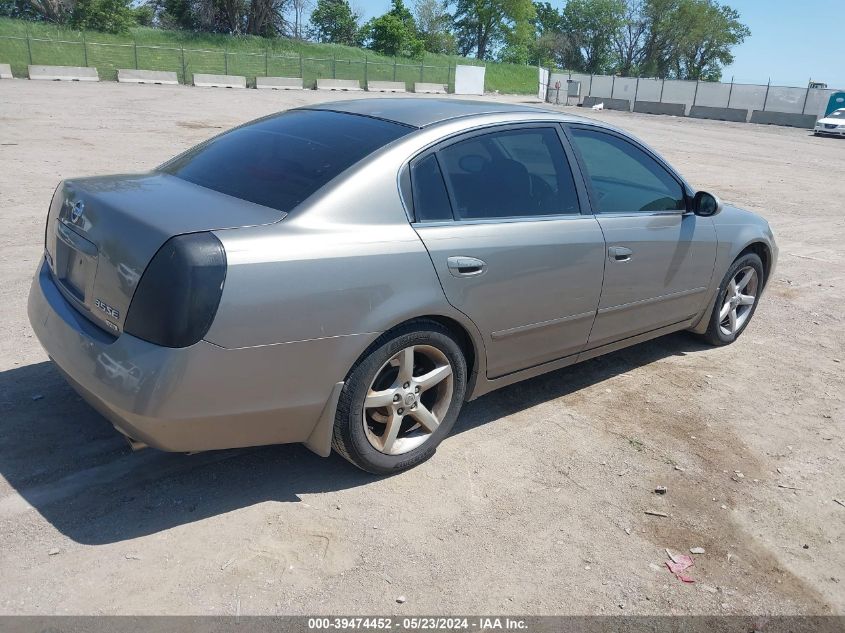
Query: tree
154,0,196,30
288,0,312,38
309,0,359,44
561,0,625,74
0,0,54,20
672,0,749,79
0,0,71,22
526,1,576,67
70,0,136,32
361,0,424,57
245,0,291,37
414,0,455,54
149,0,290,35
453,0,535,60
133,3,155,25
638,0,687,77
612,0,648,76
637,0,749,80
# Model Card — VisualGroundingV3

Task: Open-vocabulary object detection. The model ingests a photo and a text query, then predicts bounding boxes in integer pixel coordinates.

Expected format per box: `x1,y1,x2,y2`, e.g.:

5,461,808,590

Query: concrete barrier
582,96,630,111
367,80,406,93
0,63,12,79
633,101,686,116
750,110,817,129
193,73,246,88
316,79,362,91
117,69,178,85
28,65,98,81
256,76,303,90
414,82,447,94
689,105,749,123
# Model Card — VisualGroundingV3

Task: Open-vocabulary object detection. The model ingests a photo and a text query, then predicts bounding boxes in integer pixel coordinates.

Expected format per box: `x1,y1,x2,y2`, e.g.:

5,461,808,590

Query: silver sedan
28,99,778,474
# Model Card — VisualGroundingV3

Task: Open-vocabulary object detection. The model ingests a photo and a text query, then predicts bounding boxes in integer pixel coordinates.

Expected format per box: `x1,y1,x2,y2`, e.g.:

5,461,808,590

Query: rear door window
436,127,580,220
160,109,412,213
410,154,453,222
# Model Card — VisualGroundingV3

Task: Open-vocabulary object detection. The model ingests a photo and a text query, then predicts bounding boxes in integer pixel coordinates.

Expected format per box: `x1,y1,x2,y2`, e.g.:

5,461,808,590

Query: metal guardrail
0,34,460,87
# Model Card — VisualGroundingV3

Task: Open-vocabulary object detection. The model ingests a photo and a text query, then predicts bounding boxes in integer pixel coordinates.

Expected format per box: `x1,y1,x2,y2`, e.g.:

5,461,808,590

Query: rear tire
332,321,467,474
700,253,764,346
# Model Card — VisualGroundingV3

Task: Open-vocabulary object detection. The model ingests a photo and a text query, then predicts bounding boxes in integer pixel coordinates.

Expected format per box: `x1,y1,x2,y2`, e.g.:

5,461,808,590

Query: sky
346,0,843,89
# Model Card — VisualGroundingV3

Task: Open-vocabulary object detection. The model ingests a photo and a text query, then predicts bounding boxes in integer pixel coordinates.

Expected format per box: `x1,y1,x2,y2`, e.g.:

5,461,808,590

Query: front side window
436,127,580,220
569,128,685,213
160,110,412,213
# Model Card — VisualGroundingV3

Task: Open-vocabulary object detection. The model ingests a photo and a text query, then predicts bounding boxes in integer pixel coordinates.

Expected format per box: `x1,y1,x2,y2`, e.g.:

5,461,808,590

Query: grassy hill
0,17,538,94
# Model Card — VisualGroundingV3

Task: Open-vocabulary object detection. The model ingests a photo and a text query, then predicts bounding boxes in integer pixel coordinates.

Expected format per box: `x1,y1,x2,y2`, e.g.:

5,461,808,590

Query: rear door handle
447,256,487,277
608,246,633,262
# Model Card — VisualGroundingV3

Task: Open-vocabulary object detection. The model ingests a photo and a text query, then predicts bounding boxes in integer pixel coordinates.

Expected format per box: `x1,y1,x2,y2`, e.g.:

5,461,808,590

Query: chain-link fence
0,34,457,89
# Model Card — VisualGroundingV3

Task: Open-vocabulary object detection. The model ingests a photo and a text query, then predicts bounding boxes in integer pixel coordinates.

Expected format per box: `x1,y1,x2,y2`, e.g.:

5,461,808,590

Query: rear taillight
124,232,226,348
44,182,63,249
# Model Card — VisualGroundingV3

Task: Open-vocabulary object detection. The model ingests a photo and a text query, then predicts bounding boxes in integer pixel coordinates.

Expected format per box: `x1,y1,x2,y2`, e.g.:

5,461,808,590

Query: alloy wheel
362,345,454,456
718,265,759,337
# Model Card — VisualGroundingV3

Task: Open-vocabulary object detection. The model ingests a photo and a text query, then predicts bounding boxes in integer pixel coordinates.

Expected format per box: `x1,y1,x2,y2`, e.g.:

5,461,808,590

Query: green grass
0,17,538,93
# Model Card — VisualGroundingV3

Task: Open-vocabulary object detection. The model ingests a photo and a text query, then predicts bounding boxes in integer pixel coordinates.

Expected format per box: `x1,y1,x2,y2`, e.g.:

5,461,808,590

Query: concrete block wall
726,84,766,111
635,78,662,102
695,81,731,108
765,86,808,114
660,80,697,114
589,75,614,98
611,77,637,102
546,70,839,126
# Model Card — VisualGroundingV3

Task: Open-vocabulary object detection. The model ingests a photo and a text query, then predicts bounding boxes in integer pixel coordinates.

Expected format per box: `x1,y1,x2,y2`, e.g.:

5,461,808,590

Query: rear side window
160,110,412,213
569,128,685,213
436,127,580,220
410,154,453,221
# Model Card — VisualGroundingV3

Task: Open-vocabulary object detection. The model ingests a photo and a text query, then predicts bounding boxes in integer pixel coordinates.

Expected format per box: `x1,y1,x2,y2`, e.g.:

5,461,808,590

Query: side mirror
693,191,723,217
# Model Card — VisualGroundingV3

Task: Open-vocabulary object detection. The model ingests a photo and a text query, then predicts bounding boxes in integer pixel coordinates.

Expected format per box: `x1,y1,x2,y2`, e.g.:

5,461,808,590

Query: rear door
565,125,718,348
408,124,606,379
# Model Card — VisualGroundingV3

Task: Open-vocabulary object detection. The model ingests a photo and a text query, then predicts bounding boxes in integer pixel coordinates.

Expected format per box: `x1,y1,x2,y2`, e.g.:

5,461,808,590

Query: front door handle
447,256,487,277
608,246,633,262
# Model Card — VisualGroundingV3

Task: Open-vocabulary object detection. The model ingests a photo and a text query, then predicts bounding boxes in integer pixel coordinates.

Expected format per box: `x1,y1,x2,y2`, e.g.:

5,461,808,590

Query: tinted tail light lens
124,232,226,348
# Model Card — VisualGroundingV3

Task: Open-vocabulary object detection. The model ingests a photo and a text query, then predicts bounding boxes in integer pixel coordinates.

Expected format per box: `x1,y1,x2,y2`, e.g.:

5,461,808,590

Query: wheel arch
344,313,485,401
737,241,772,286
690,238,772,336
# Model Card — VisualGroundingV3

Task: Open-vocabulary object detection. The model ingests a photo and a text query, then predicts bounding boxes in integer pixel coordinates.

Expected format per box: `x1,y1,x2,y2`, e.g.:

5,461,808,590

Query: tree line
0,0,749,80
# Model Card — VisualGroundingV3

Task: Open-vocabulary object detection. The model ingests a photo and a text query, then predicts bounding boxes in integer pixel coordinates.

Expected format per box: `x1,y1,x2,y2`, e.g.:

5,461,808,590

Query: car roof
303,98,579,129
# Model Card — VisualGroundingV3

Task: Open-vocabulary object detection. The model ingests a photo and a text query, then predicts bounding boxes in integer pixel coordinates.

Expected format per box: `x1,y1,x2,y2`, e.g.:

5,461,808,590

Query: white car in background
814,108,845,136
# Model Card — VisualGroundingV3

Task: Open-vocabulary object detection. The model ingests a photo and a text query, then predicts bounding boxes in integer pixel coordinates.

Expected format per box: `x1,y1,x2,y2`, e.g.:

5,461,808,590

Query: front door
409,125,606,378
566,125,718,348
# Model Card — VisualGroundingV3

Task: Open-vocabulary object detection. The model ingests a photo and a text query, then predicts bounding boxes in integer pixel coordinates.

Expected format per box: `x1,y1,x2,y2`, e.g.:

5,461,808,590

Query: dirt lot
0,80,842,616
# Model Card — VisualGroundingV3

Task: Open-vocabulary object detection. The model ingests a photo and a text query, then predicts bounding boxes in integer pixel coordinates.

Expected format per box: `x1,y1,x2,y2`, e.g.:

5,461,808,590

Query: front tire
332,321,467,474
700,253,764,346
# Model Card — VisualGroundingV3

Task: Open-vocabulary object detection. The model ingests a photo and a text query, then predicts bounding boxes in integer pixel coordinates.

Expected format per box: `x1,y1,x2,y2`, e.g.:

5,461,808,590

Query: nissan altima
28,99,778,474
813,108,845,137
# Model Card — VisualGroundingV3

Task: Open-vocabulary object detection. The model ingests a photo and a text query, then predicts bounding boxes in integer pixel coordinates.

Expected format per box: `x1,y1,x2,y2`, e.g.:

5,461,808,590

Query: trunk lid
45,172,283,336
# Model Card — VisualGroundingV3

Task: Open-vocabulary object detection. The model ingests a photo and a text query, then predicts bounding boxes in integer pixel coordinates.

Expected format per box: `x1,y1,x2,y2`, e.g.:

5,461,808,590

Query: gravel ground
0,80,842,616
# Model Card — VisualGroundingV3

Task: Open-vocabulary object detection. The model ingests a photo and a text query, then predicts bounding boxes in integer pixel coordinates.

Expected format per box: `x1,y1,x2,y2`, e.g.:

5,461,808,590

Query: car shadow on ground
0,332,709,545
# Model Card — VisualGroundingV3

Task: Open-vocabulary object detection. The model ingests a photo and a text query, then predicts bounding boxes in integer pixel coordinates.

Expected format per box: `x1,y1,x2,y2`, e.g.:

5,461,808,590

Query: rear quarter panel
203,139,487,391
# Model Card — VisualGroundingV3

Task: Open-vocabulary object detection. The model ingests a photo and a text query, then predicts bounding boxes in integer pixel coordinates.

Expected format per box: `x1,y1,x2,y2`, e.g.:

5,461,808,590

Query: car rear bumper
28,258,369,452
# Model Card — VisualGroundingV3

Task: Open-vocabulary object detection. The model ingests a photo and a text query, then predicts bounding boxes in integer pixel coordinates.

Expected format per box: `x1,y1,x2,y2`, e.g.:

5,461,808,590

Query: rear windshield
159,109,412,212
